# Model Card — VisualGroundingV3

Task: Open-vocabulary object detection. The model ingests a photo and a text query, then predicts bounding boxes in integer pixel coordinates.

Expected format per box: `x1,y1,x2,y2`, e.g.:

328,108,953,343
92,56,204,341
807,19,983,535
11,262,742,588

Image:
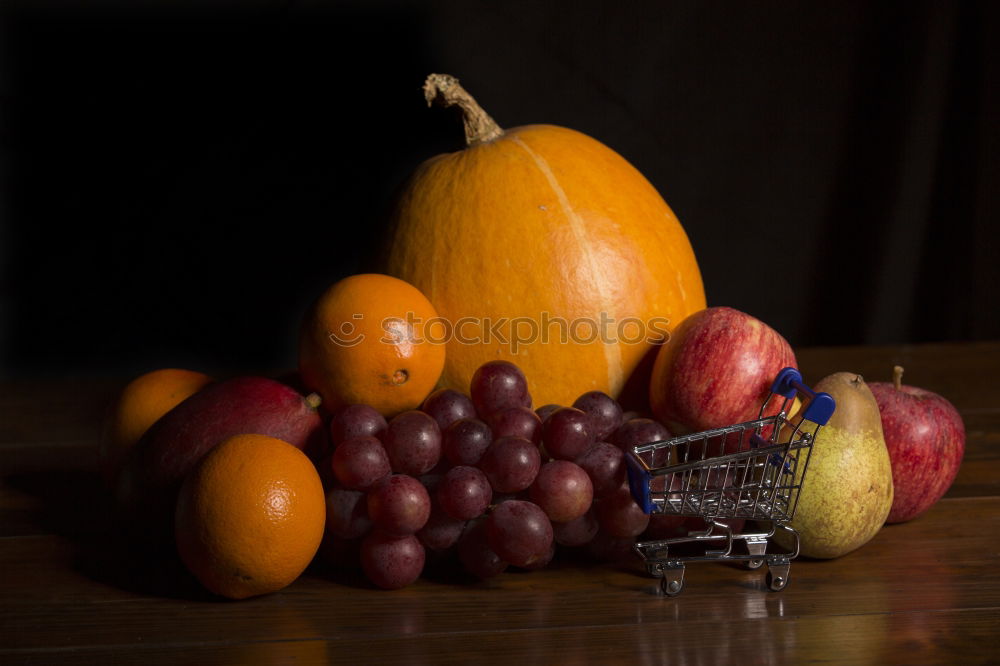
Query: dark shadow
4,470,112,537
4,469,211,599
617,343,660,416
410,549,479,585
912,1,985,342
74,533,215,602
0,3,456,379
801,5,922,345
0,2,455,599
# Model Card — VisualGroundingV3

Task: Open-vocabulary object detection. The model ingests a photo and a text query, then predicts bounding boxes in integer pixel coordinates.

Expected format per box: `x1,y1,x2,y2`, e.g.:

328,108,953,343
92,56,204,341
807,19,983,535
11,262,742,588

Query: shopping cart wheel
660,563,685,596
766,562,790,592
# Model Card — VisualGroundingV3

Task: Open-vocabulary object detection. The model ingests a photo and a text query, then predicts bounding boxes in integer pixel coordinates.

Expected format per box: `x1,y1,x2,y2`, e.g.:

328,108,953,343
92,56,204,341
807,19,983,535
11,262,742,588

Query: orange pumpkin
382,74,706,408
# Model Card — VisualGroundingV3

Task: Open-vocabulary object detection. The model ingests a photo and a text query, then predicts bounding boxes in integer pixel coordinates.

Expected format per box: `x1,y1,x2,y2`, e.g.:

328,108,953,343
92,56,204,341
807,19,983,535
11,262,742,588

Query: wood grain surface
1,342,997,664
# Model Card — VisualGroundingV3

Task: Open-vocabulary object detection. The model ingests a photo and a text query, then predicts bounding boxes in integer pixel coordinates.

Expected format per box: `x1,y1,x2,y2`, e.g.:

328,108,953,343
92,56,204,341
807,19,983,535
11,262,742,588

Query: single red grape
477,436,541,494
486,499,553,569
489,406,542,444
366,474,431,537
331,435,391,491
534,403,561,424
542,407,595,460
437,465,492,521
421,388,476,431
470,360,531,418
360,532,425,590
330,404,387,447
573,390,623,442
383,410,442,476
610,417,671,452
442,417,493,466
612,417,674,468
528,460,593,523
575,441,626,498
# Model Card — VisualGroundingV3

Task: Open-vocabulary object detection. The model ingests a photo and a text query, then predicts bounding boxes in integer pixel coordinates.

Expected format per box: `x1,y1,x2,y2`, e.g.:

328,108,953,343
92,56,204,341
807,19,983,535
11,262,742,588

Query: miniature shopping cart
625,368,835,596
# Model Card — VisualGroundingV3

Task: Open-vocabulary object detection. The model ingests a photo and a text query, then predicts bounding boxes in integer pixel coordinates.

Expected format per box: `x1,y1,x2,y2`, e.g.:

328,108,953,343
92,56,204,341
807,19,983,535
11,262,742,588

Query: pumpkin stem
423,73,504,147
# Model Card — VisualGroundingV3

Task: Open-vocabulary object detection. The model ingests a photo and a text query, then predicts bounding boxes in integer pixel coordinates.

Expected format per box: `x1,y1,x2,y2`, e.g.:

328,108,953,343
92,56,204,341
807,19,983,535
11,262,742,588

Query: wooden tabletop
2,342,999,664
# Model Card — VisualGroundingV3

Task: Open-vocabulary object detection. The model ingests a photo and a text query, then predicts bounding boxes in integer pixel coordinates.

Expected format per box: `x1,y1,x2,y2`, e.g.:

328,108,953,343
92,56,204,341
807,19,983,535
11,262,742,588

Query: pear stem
423,73,504,147
893,365,904,391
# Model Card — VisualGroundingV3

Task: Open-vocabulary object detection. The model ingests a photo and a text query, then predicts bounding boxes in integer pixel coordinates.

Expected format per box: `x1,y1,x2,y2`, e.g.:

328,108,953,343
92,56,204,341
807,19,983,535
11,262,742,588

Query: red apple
649,307,797,435
115,376,326,542
869,366,965,524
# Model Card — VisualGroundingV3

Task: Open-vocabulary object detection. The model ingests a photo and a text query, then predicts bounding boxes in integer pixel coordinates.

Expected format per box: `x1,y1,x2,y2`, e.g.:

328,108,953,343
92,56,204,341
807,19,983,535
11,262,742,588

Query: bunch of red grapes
319,360,686,590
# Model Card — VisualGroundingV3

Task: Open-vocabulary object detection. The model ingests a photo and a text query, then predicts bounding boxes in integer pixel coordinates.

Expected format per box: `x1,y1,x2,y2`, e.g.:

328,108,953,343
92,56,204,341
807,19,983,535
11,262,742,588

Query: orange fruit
174,433,326,600
100,368,213,482
298,273,446,417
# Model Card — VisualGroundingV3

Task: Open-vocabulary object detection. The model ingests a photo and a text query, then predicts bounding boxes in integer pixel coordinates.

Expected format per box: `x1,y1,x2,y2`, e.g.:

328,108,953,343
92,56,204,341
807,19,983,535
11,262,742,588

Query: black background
2,0,998,380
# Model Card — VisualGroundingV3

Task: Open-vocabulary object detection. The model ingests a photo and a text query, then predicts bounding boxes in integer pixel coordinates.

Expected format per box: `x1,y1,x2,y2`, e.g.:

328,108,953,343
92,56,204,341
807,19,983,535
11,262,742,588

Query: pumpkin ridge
508,134,623,393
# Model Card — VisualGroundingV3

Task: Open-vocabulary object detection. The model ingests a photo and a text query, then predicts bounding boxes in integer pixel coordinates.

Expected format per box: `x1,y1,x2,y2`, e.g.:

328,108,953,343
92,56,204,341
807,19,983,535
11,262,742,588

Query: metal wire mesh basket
625,368,835,595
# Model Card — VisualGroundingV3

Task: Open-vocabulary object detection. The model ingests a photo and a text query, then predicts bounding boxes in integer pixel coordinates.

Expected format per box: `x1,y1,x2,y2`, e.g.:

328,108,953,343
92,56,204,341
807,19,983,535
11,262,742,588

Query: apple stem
305,392,322,410
893,365,904,391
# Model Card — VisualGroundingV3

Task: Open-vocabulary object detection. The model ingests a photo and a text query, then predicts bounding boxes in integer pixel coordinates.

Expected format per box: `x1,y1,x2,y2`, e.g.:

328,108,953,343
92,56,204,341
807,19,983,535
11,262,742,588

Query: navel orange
298,273,446,417
100,368,213,483
174,434,326,600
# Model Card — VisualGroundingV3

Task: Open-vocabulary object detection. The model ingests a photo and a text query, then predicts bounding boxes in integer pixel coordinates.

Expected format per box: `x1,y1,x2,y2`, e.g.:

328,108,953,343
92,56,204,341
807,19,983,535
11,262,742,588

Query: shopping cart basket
625,367,835,596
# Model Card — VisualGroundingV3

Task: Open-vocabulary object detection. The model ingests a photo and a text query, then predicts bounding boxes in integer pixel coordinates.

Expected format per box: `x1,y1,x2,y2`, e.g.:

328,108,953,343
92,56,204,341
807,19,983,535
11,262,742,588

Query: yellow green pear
776,372,894,558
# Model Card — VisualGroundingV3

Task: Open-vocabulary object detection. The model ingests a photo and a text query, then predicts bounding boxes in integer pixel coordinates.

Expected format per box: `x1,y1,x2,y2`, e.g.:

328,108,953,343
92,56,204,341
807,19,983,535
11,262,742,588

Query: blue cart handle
770,367,836,426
